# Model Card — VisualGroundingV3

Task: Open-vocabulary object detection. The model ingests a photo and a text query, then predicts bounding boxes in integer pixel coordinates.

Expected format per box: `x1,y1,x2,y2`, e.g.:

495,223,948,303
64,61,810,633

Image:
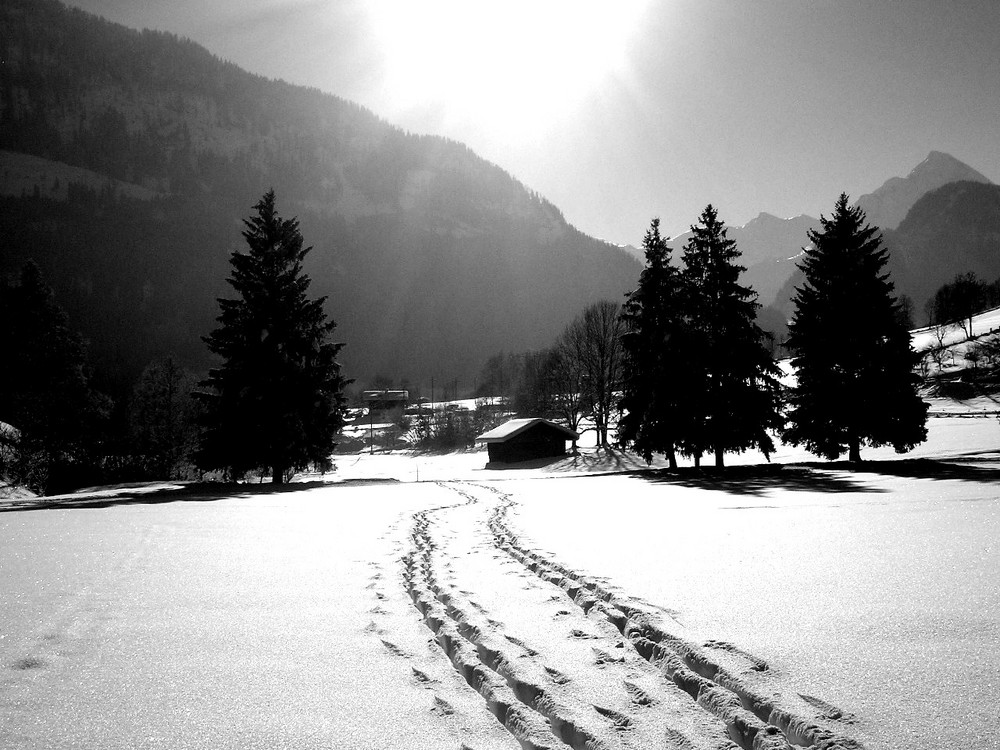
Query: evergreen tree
618,218,686,466
195,190,350,483
784,194,927,462
680,205,782,467
0,262,106,493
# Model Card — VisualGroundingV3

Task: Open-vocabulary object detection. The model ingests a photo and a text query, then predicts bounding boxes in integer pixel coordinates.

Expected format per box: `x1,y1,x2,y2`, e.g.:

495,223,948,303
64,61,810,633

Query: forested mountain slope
0,0,640,393
884,180,1000,310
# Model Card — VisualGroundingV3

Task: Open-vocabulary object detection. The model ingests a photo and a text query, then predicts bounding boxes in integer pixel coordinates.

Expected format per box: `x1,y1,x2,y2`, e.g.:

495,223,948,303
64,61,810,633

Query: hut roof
362,389,408,401
475,418,579,444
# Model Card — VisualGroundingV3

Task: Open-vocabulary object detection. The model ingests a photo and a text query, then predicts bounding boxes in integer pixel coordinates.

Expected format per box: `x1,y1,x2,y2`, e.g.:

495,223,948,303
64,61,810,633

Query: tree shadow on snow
0,479,361,513
553,449,650,474
637,464,884,497
835,456,1000,486
637,455,1000,498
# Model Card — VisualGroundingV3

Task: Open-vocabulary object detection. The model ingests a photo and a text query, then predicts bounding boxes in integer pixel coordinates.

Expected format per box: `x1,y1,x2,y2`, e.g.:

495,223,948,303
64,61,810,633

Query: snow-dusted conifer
680,205,782,467
195,190,349,482
784,194,927,462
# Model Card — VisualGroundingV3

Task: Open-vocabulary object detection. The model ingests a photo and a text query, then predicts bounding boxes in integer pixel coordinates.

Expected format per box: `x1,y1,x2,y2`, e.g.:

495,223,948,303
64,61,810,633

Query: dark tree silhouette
195,191,350,483
680,205,782,467
0,262,107,493
129,357,200,479
784,194,927,462
618,218,687,466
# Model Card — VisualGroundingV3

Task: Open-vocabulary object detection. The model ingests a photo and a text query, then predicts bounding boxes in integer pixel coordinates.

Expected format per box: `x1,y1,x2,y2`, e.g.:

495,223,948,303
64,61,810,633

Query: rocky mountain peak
856,151,991,230
909,151,987,181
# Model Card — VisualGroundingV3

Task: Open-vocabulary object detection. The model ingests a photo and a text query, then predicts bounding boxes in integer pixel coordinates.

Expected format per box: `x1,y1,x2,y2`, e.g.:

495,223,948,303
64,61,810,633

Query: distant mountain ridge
674,152,998,339
634,152,999,345
855,150,992,231
768,180,1000,330
665,212,819,307
0,0,640,392
3,0,995,389
671,212,818,268
558,148,997,338
884,180,1000,311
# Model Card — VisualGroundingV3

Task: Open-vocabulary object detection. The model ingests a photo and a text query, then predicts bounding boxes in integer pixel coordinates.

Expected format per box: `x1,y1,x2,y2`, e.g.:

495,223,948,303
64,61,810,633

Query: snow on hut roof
475,418,579,443
362,389,409,401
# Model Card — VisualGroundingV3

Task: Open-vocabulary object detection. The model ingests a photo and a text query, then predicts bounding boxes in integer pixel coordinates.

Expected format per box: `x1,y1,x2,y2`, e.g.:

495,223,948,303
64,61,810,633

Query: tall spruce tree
618,218,686,466
195,190,349,483
680,205,782,467
784,194,927,462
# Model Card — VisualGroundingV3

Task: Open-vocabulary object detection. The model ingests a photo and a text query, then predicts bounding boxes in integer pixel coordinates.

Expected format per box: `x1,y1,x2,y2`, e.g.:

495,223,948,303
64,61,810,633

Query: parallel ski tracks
399,481,864,750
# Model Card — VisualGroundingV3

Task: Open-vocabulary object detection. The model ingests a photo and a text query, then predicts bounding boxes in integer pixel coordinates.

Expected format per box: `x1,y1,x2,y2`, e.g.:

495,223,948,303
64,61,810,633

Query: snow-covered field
2,416,998,749
910,304,1000,353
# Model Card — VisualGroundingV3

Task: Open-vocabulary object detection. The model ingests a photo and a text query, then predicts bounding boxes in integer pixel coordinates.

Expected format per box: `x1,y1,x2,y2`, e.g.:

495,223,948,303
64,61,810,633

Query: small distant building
476,418,579,465
362,389,408,415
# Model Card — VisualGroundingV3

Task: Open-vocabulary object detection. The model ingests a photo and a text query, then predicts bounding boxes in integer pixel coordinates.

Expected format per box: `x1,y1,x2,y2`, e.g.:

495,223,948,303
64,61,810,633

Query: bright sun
366,0,649,133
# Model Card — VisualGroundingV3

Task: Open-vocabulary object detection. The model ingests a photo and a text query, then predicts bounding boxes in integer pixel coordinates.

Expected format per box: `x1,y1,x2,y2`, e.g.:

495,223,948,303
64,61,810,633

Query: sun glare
366,0,648,133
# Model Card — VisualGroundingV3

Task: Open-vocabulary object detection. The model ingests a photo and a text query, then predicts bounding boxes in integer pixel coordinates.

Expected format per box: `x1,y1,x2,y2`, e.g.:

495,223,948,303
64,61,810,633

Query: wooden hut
361,389,409,415
476,418,579,465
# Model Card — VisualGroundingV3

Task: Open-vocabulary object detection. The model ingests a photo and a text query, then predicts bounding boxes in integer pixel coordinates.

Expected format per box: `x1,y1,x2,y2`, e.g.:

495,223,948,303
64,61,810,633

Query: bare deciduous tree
546,345,586,444
556,300,624,448
928,321,954,371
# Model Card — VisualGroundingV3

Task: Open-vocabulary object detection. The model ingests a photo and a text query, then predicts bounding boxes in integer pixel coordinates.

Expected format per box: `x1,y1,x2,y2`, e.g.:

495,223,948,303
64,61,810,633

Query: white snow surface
2,416,999,749
910,305,1000,355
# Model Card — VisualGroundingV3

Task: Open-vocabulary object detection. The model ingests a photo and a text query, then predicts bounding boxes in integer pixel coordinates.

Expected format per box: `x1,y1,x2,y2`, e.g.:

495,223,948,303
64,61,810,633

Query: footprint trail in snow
397,481,865,750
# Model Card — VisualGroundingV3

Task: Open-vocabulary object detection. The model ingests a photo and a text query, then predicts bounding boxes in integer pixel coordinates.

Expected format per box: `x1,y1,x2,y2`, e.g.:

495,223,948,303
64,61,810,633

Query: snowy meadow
2,411,998,750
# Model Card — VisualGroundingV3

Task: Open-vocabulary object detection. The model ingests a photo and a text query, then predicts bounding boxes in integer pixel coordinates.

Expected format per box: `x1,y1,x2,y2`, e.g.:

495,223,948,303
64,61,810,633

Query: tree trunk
667,446,677,470
848,437,861,463
694,452,701,468
715,447,725,468
272,465,285,484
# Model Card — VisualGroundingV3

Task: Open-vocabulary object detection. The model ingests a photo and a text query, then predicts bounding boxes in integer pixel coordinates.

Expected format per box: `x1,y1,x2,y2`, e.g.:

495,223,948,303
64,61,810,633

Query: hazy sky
66,0,1000,245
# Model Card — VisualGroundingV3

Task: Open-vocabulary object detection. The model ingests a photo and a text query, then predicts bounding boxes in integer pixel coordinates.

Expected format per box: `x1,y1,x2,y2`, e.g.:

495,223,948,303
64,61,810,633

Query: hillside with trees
0,0,640,394
884,181,1000,316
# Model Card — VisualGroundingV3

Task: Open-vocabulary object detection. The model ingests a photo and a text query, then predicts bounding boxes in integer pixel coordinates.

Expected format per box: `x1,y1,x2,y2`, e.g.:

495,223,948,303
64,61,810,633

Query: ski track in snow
364,508,521,750
394,481,867,750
